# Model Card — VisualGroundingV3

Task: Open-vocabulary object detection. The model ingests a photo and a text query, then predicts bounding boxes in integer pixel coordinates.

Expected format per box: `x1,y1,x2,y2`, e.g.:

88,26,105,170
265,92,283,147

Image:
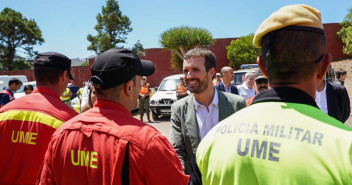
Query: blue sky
1,0,351,59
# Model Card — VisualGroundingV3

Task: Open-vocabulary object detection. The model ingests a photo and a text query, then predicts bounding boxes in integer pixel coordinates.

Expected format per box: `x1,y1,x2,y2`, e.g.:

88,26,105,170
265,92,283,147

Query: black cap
34,52,74,81
90,48,155,89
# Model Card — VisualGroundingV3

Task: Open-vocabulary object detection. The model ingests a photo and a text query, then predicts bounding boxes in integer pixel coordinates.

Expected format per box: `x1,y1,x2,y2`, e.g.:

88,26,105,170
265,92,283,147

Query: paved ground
132,112,172,140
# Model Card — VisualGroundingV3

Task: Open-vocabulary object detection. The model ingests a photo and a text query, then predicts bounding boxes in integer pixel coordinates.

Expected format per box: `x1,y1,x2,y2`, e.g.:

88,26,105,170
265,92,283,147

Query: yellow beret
253,4,323,48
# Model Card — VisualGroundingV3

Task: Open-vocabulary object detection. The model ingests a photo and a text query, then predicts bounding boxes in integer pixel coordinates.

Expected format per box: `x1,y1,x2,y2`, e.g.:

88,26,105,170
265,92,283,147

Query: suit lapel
184,94,200,147
218,89,233,121
326,82,334,117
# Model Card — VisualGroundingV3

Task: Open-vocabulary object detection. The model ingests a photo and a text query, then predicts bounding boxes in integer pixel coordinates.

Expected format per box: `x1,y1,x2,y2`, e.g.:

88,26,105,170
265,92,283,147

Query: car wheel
152,111,159,120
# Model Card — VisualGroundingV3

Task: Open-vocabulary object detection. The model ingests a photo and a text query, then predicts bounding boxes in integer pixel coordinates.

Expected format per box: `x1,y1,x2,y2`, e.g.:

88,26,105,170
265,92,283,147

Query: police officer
190,4,352,185
37,48,189,185
0,52,78,185
139,76,151,122
176,76,188,100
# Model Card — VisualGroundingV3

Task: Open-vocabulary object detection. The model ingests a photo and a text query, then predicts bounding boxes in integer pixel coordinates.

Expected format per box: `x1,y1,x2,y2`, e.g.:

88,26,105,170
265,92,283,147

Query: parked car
233,64,258,85
14,81,36,99
149,74,185,120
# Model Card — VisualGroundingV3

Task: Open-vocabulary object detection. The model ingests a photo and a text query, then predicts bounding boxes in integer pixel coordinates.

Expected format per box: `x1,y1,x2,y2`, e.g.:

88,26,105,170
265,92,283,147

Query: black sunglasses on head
255,78,268,84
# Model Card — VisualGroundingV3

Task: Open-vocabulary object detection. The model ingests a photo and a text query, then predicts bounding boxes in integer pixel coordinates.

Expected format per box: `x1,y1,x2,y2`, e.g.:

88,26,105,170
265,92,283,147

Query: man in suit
171,48,246,174
316,79,350,123
214,66,239,95
334,68,347,86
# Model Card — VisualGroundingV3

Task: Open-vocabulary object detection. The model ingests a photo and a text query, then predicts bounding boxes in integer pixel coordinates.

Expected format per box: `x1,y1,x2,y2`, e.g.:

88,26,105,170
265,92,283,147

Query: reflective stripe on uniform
0,110,64,129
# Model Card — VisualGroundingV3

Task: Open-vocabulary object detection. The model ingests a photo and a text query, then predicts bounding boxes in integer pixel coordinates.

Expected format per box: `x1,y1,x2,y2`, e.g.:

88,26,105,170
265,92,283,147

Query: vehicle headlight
150,100,156,104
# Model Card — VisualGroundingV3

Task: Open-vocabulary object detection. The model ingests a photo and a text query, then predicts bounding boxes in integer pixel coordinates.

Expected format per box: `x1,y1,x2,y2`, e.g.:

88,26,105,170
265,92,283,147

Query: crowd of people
0,4,351,185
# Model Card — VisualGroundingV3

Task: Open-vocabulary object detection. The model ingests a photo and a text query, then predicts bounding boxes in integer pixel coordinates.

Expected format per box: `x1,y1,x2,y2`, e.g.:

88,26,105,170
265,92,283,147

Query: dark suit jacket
170,89,246,174
214,82,239,95
326,81,350,123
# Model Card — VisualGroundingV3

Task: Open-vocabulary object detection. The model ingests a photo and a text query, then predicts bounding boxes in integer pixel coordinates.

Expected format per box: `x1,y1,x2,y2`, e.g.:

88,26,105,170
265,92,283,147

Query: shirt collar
93,99,130,114
242,81,251,89
33,86,60,98
316,80,327,93
252,87,319,108
193,88,219,109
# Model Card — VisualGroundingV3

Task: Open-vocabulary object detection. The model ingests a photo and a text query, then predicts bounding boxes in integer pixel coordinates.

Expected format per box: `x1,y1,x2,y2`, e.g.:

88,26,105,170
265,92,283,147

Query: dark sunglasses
255,79,268,84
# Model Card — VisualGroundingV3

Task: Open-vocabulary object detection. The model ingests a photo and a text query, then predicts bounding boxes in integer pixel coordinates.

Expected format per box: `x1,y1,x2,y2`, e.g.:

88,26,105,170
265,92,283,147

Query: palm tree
160,26,214,72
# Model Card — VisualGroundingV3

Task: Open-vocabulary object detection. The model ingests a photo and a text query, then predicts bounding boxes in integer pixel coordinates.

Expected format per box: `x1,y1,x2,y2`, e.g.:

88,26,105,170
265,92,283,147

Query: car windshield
234,73,245,85
158,79,180,91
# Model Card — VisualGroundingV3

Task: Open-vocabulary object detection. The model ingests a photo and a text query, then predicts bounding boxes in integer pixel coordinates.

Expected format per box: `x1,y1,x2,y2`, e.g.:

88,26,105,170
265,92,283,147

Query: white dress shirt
315,80,328,114
221,81,231,93
193,89,219,140
237,82,255,100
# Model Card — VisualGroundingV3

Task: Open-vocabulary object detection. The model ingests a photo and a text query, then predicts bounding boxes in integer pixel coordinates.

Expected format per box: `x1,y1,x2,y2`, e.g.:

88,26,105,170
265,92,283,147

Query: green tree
132,40,145,56
337,7,352,56
160,26,214,72
226,34,261,69
0,8,44,71
87,0,132,54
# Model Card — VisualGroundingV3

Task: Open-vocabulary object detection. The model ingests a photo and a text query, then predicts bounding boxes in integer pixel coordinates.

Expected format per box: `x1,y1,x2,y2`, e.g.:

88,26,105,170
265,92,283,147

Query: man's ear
257,56,268,78
209,68,216,78
316,53,332,81
61,70,68,82
124,80,133,96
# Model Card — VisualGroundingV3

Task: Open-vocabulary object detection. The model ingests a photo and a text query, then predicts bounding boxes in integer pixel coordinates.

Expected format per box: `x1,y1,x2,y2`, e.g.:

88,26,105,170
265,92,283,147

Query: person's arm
170,104,187,172
0,94,10,106
340,87,350,123
36,138,55,184
143,134,189,185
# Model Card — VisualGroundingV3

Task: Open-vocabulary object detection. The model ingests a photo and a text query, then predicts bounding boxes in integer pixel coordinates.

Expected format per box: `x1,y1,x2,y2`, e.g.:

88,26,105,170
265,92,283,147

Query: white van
149,74,188,120
0,75,28,90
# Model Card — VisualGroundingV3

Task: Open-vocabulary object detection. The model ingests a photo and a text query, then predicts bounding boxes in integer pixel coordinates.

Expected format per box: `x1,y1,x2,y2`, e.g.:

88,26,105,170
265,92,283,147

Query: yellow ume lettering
71,150,98,169
11,130,37,145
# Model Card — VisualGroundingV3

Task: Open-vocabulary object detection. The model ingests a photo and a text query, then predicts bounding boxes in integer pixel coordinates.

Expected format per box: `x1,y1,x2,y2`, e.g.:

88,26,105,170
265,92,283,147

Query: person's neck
97,94,131,112
316,80,326,92
8,86,15,92
245,82,253,89
193,86,215,107
36,83,62,97
271,80,317,99
223,80,231,87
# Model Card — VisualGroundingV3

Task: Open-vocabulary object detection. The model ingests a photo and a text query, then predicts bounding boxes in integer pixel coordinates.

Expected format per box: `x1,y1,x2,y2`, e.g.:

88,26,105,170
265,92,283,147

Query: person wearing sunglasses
246,68,269,105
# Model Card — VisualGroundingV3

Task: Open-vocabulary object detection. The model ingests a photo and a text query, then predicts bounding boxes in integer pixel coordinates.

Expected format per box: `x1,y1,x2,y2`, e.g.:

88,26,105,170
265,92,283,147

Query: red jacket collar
33,86,60,99
93,99,130,114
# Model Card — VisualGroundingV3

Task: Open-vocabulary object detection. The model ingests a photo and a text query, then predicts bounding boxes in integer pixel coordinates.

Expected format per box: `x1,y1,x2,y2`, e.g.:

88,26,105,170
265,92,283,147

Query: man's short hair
336,68,347,79
8,78,22,86
34,65,66,84
245,71,256,79
220,67,232,75
261,30,325,83
184,48,216,72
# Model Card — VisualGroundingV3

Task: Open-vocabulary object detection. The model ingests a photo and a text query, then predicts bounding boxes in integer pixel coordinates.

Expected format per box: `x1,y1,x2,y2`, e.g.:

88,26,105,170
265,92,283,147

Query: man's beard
258,86,268,92
187,76,209,94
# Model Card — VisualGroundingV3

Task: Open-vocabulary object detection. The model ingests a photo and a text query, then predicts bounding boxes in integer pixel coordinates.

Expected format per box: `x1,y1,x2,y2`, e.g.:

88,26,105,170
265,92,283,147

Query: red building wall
0,23,348,87
323,23,347,60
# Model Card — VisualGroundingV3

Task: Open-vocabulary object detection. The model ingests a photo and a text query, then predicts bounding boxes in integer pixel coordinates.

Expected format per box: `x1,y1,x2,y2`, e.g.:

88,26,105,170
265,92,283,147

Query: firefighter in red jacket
0,52,77,185
36,48,189,185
